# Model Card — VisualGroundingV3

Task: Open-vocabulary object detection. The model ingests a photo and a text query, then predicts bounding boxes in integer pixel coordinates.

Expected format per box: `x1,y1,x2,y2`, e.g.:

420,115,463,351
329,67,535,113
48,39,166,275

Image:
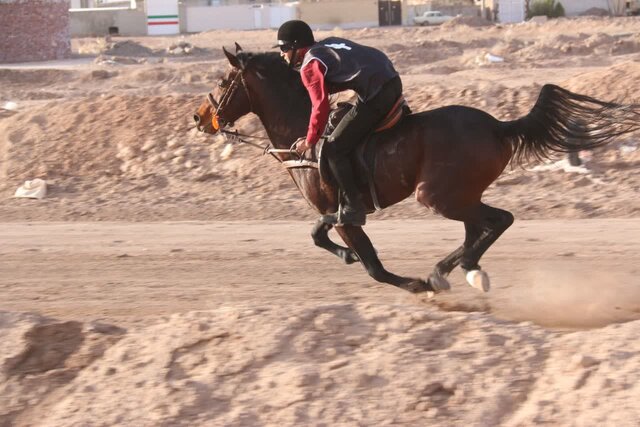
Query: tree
526,0,566,19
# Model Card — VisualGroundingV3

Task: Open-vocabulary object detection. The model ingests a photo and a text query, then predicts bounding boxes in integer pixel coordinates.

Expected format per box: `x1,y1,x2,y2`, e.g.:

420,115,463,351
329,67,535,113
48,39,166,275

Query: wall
184,4,295,32
146,0,179,35
556,0,610,16
498,0,525,22
70,7,147,36
0,0,71,63
298,0,379,29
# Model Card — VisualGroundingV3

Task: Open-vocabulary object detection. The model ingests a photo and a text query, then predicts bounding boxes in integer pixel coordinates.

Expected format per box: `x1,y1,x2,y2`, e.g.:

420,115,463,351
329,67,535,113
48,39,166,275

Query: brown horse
194,45,640,295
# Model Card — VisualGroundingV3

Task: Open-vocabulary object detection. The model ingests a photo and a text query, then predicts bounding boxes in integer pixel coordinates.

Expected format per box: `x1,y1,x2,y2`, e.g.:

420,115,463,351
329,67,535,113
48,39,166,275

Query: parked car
413,11,454,26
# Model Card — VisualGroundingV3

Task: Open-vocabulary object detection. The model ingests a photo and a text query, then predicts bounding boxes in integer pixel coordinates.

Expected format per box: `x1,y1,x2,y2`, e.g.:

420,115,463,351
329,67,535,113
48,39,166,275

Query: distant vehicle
413,11,454,26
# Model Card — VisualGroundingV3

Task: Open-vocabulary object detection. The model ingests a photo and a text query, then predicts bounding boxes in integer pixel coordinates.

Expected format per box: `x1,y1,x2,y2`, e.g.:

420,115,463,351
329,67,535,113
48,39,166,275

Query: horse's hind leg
311,219,359,265
457,203,514,292
427,223,483,291
334,225,448,294
433,223,482,277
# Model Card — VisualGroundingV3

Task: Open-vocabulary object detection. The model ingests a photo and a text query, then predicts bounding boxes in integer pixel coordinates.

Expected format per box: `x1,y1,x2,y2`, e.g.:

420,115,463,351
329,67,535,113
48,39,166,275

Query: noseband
208,69,254,130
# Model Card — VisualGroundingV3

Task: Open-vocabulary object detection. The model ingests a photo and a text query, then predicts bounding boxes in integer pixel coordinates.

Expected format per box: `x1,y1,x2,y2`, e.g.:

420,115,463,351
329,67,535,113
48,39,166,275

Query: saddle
282,95,410,212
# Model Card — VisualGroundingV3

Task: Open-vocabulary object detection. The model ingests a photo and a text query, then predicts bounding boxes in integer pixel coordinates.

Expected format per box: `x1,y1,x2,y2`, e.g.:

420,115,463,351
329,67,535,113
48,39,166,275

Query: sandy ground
1,220,640,426
1,15,640,426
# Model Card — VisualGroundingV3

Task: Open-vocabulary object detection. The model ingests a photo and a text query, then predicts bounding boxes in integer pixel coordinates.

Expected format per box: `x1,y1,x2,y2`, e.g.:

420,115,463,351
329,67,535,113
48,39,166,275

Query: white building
491,0,635,24
498,0,525,23
561,0,617,15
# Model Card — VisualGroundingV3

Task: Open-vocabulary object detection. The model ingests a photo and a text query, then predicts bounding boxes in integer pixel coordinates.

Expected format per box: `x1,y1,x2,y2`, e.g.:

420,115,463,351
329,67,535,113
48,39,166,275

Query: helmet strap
289,47,299,70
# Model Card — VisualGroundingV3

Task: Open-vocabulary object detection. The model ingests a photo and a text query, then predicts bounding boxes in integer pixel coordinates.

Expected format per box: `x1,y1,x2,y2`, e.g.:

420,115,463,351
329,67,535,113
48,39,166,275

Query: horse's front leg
311,219,359,265
334,225,449,295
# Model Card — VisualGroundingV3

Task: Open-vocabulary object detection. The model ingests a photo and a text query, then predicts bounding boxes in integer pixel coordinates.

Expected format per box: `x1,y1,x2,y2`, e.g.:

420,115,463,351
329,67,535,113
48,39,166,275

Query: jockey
275,20,402,226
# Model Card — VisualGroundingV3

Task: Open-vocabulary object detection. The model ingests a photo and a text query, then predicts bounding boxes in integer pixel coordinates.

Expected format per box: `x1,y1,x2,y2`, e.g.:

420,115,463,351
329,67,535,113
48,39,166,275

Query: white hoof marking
466,270,490,292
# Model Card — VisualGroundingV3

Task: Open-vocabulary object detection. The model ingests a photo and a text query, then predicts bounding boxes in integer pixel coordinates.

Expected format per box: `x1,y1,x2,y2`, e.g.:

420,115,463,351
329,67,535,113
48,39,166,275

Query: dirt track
2,219,638,330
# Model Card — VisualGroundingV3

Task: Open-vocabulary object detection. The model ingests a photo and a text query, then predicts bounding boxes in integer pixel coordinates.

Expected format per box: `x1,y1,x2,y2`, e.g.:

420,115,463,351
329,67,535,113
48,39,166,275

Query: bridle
206,67,303,162
208,68,254,130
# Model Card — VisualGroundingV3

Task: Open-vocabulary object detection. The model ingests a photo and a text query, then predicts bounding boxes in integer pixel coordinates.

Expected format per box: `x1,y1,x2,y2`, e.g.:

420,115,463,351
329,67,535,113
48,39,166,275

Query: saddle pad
375,95,407,133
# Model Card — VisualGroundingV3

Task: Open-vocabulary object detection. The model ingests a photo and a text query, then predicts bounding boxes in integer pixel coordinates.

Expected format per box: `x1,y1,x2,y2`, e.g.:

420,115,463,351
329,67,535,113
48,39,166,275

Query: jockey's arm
300,59,330,146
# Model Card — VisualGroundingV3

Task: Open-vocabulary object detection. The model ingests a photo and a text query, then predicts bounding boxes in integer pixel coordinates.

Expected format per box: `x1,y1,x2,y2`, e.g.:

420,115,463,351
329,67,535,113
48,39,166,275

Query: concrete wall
184,4,295,32
482,0,612,22
70,7,147,36
0,0,71,63
298,0,379,29
557,0,610,16
498,0,525,22
185,1,380,31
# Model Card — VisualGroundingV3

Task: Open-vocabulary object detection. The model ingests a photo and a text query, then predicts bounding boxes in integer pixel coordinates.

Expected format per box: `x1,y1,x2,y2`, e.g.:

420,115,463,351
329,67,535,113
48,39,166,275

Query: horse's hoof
400,280,434,296
344,251,360,265
466,270,490,292
428,273,451,292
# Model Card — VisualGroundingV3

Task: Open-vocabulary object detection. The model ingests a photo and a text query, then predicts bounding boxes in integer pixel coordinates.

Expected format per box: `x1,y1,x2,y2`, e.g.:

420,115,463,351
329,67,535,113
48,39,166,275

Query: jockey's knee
326,134,359,158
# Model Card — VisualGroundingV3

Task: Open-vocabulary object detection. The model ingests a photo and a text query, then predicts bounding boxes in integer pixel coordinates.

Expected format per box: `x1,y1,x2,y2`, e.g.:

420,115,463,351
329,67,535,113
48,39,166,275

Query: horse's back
412,104,501,133
371,104,512,211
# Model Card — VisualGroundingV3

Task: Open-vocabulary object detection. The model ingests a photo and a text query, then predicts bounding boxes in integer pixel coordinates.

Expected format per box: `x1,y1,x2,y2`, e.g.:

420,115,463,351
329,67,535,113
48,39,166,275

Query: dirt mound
0,69,73,88
104,40,156,57
94,55,149,65
1,305,639,426
513,33,609,61
562,61,640,102
387,40,464,66
581,7,610,16
442,15,492,28
0,94,202,182
0,311,125,426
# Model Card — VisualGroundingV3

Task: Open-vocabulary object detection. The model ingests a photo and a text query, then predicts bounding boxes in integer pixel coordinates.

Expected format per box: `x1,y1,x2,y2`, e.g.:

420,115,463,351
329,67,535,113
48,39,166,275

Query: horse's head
194,47,310,146
193,43,254,135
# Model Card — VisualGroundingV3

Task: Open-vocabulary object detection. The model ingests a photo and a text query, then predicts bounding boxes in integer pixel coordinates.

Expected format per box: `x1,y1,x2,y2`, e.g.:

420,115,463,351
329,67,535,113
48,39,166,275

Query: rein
217,128,306,164
208,69,279,157
207,66,311,166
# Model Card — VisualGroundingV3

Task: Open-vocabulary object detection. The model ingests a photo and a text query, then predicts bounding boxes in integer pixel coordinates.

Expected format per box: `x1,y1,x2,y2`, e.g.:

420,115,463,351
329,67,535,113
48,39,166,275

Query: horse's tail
500,84,640,166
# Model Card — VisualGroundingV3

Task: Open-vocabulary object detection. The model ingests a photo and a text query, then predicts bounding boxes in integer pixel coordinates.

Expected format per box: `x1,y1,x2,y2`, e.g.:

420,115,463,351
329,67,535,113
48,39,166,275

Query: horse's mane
236,51,308,99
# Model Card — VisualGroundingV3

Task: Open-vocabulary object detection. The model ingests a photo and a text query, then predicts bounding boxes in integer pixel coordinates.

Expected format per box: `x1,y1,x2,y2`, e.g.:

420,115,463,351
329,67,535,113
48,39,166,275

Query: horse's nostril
193,114,201,124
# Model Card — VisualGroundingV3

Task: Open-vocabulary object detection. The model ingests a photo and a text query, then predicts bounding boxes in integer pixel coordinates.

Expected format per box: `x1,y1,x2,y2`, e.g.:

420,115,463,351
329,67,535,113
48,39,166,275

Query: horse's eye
218,79,229,88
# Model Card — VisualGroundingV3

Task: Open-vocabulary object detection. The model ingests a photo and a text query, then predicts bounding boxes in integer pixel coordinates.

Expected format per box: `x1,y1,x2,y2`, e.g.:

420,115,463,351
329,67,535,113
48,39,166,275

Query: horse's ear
235,42,243,53
223,46,242,69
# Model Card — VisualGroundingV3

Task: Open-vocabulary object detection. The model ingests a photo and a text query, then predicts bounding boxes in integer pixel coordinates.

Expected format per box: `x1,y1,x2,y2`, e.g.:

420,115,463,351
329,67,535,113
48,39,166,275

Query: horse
193,44,640,295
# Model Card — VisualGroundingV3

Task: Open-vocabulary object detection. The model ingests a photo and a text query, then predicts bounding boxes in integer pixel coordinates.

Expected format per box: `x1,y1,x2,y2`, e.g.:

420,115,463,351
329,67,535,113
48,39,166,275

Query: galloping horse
194,45,639,295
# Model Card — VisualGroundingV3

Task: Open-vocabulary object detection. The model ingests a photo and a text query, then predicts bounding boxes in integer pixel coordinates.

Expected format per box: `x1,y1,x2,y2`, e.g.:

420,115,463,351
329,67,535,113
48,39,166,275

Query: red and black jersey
299,37,399,145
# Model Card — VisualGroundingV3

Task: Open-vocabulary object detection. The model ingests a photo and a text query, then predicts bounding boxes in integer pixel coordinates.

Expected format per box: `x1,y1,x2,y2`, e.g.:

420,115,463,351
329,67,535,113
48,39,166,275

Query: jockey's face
280,46,309,70
279,45,295,64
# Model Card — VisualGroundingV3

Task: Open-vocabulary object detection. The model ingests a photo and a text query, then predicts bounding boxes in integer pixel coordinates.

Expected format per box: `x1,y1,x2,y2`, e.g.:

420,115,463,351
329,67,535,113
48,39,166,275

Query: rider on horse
276,20,403,226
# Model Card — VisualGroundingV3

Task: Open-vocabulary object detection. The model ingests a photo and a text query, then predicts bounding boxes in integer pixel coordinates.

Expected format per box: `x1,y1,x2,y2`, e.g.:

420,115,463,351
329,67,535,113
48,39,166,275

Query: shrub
527,0,566,19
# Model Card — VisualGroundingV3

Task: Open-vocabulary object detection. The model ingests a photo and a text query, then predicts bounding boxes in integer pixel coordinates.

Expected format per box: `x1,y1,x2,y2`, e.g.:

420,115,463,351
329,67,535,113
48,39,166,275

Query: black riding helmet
274,20,315,51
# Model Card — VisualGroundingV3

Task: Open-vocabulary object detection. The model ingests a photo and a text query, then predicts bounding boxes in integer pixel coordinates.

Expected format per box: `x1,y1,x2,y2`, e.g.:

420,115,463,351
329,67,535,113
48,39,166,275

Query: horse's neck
253,85,310,149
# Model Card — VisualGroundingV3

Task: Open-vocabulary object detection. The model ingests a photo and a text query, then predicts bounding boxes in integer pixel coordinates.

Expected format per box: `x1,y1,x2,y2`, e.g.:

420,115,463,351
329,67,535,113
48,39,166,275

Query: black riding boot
328,156,367,226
